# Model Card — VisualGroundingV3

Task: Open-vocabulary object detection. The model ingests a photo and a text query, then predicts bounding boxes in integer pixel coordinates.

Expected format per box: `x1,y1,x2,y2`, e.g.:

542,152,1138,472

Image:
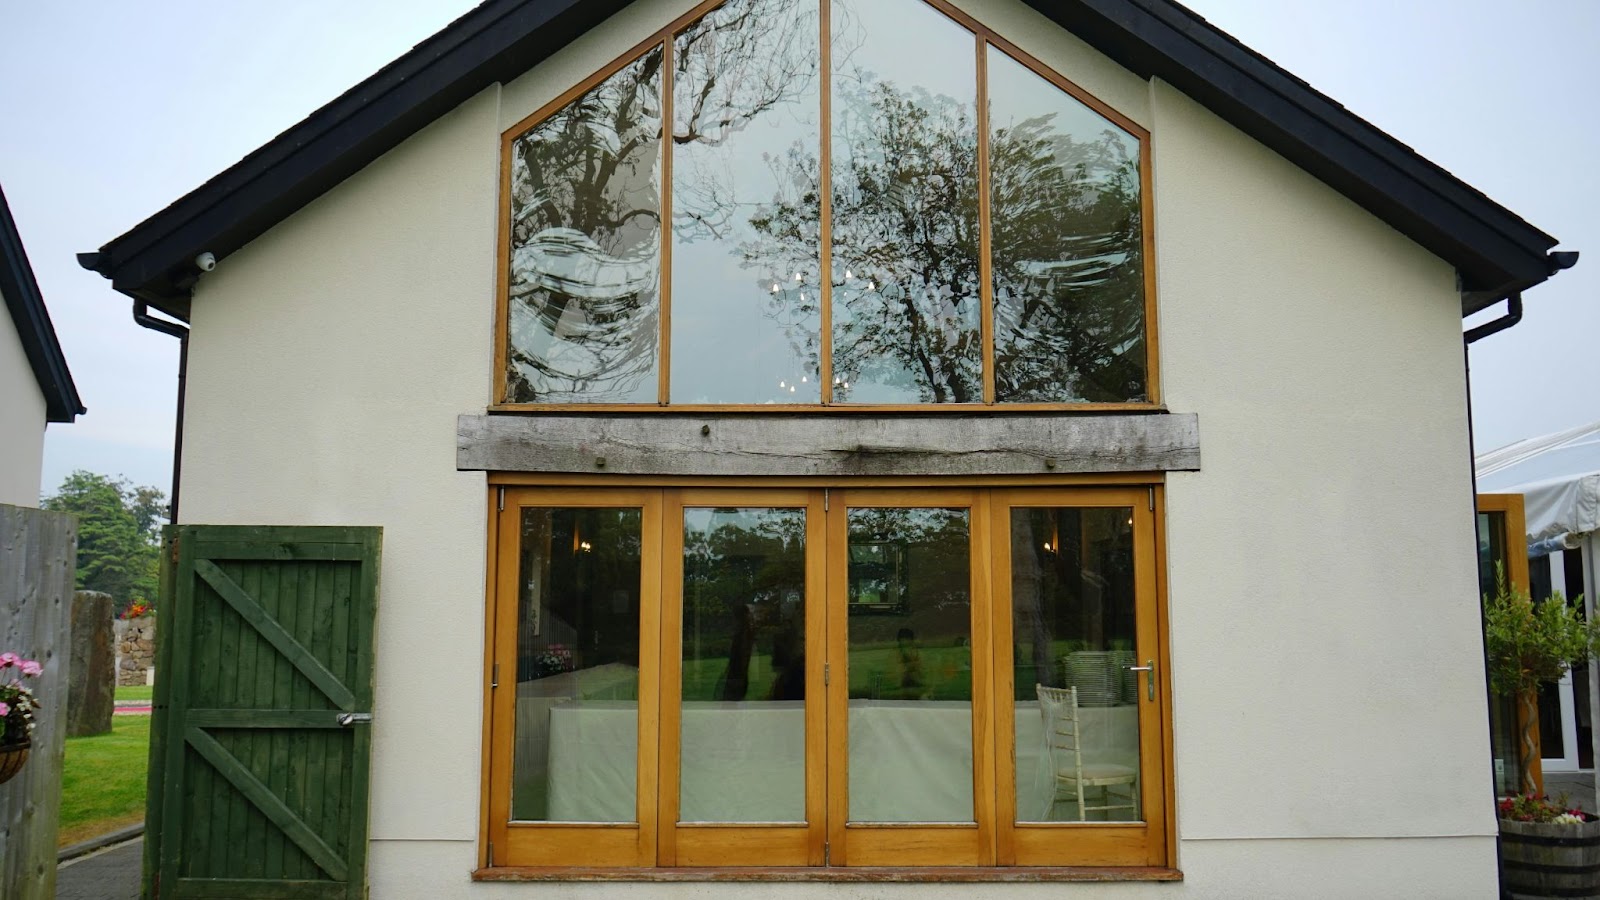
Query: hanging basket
0,739,31,786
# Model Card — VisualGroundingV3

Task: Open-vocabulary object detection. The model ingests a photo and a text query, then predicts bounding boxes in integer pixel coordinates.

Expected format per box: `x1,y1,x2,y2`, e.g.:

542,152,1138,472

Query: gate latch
337,712,373,727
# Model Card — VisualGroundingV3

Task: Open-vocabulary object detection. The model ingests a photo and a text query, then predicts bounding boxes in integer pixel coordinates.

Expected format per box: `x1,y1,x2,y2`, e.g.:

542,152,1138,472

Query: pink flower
0,702,9,717
19,661,40,677
0,653,17,668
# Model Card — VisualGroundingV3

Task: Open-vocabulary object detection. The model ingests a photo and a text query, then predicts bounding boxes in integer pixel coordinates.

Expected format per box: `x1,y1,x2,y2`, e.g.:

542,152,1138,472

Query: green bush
1482,564,1599,697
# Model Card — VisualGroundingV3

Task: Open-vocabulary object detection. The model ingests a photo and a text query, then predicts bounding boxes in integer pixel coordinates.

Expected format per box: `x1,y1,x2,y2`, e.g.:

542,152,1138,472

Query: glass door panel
843,506,975,823
661,490,825,866
492,489,661,868
679,506,808,822
827,491,991,866
512,506,645,823
1009,506,1141,823
992,488,1166,867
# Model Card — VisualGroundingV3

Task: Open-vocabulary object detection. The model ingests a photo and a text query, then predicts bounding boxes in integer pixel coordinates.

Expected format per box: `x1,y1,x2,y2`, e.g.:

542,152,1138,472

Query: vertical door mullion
657,491,685,864
637,492,664,865
990,492,1019,865
824,493,850,864
805,491,830,864
970,490,997,862
1132,494,1166,863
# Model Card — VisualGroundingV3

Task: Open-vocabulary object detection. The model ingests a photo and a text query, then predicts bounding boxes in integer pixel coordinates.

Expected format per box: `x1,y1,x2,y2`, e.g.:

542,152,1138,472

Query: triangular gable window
499,0,1153,408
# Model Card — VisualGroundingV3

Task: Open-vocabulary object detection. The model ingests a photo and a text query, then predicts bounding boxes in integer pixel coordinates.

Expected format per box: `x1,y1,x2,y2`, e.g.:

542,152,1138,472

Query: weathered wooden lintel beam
457,413,1200,477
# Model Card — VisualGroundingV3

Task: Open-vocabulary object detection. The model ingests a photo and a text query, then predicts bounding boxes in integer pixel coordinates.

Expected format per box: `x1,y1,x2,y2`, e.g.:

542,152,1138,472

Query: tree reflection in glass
988,47,1146,403
505,49,664,403
745,0,981,404
680,507,807,821
671,0,821,404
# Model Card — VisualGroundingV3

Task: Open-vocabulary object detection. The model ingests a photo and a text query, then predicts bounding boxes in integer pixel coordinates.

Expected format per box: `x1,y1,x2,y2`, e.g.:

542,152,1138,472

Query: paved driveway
56,837,140,900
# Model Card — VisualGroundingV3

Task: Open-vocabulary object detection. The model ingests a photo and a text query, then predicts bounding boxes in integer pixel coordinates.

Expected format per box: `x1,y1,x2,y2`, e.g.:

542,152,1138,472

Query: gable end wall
178,1,1492,895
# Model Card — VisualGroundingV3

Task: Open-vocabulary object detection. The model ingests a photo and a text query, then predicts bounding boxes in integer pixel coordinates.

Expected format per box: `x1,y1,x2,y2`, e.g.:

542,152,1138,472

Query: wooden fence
0,504,78,900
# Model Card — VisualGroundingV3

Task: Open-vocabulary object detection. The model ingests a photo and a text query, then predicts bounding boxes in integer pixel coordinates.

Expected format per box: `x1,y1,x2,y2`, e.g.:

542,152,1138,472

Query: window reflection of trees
988,49,1145,402
505,0,1146,405
507,50,664,403
682,508,807,702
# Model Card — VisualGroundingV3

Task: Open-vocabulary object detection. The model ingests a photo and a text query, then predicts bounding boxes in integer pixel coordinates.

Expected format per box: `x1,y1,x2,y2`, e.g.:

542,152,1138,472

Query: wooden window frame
492,0,1160,414
479,475,1176,875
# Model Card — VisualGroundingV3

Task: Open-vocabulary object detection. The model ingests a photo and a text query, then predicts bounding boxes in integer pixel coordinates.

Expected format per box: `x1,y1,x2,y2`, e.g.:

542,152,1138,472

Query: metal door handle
1126,661,1156,701
337,712,372,727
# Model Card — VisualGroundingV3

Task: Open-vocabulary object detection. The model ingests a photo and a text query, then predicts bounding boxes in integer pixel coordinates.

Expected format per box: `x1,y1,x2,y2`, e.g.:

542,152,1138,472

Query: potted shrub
0,651,43,786
1482,566,1599,793
1483,568,1600,898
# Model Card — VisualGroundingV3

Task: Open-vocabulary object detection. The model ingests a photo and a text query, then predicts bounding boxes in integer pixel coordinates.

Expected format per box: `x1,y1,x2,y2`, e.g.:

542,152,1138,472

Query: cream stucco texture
176,0,1497,896
0,288,49,507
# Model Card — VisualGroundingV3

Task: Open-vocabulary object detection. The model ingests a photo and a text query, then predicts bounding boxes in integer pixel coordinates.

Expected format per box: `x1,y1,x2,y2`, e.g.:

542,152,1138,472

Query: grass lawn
58,713,149,847
115,684,155,703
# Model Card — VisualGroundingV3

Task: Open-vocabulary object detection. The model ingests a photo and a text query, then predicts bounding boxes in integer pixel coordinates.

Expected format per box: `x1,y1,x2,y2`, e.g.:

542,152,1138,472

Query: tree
41,471,166,613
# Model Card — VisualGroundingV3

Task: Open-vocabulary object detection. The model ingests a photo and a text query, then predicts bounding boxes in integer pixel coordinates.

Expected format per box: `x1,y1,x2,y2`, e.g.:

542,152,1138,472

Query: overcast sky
2,0,1594,502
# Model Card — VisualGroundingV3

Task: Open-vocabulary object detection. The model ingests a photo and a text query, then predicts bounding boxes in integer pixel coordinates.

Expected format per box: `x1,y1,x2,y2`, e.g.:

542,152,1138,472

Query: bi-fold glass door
660,490,827,866
488,484,1168,868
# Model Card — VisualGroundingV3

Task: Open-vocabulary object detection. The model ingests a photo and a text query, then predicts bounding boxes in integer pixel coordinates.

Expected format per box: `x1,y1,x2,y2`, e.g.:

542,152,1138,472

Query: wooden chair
1035,684,1139,821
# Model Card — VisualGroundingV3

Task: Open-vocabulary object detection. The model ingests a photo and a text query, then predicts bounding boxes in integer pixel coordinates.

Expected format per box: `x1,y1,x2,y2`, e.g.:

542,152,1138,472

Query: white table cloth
537,699,1137,822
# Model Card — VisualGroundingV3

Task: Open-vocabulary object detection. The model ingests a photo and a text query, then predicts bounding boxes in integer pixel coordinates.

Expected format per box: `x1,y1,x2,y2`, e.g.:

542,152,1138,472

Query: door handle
337,712,373,727
1126,661,1155,702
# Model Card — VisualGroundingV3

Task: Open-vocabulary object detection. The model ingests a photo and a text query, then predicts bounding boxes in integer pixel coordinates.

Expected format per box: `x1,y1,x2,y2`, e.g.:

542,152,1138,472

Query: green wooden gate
144,525,381,900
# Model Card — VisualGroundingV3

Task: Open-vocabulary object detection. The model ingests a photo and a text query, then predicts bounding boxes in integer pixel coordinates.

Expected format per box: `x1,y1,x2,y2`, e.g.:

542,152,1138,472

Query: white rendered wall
0,288,49,507
177,0,1496,895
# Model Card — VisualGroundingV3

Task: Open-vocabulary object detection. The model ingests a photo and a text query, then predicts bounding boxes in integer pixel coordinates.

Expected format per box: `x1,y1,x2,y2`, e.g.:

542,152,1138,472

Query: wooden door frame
1478,493,1538,792
480,477,1175,870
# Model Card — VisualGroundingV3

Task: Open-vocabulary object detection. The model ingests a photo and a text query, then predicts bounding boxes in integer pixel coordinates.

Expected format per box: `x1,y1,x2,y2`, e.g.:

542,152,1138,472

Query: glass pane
680,507,808,821
671,0,822,404
506,49,664,403
1476,510,1521,790
829,0,982,403
846,507,973,822
512,508,643,822
1011,507,1141,822
988,46,1146,403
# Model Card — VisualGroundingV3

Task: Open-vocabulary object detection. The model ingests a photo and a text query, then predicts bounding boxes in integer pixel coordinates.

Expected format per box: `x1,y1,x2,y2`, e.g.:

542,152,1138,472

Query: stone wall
113,615,156,687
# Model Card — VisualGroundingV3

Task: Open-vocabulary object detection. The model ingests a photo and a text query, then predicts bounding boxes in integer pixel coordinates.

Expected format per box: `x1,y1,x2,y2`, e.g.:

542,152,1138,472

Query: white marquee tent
1479,419,1600,549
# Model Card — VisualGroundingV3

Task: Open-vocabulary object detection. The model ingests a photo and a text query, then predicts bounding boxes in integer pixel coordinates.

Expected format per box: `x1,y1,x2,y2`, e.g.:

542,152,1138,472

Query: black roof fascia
1038,0,1561,310
80,0,630,323
1,183,84,424
81,0,1566,318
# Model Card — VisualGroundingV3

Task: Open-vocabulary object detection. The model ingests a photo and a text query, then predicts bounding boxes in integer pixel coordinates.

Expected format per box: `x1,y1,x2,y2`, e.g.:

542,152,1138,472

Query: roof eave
2,184,84,424
79,0,1572,318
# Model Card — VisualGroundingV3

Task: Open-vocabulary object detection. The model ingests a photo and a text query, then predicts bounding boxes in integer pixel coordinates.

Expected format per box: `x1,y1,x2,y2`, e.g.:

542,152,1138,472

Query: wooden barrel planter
1501,818,1600,899
0,739,30,786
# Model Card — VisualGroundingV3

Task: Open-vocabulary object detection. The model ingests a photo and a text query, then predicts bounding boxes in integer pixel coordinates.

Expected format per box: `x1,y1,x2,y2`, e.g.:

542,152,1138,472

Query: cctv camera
194,251,217,272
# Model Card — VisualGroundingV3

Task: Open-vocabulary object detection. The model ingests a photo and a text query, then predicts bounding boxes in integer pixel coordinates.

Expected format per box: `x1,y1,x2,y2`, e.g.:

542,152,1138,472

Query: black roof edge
79,0,1570,317
1,183,84,424
78,0,629,316
1050,0,1566,306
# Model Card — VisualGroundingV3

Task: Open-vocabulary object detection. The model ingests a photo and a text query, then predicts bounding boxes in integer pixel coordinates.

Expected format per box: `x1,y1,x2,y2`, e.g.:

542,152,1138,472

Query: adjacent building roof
2,183,84,423
78,0,1572,320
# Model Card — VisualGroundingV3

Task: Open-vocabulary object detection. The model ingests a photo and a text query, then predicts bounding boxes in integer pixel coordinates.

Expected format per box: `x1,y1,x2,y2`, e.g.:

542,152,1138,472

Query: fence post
0,504,79,900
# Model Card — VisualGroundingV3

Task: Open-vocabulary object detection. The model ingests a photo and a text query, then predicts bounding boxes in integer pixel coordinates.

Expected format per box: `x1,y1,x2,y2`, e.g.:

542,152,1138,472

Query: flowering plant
533,644,575,678
0,652,43,746
1499,792,1590,825
121,600,152,620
